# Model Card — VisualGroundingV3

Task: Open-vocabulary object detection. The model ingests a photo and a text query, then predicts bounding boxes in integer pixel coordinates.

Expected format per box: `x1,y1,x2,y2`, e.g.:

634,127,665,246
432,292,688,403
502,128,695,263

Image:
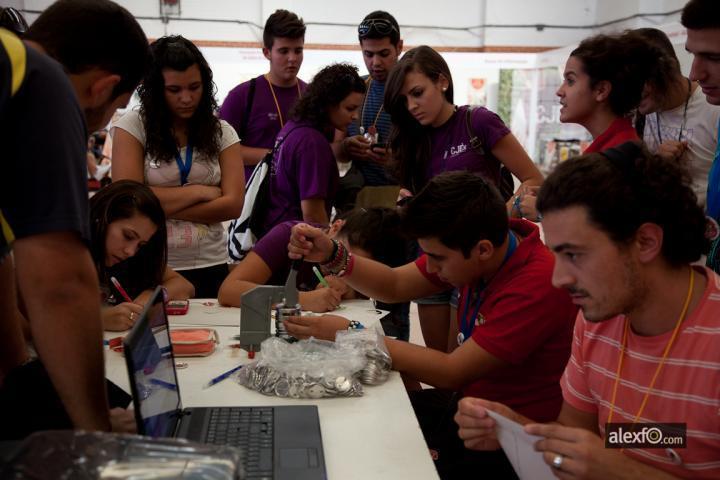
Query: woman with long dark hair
384,45,542,201
89,180,194,331
256,62,366,237
384,46,543,353
112,36,244,298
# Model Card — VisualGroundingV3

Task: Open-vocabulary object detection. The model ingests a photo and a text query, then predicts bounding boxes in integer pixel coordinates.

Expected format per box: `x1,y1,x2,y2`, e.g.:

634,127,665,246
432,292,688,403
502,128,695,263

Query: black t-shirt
0,35,89,250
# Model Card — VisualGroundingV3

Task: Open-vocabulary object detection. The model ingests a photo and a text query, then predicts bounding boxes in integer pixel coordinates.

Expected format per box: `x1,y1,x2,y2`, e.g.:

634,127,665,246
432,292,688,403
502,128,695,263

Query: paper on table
486,410,556,480
331,299,388,326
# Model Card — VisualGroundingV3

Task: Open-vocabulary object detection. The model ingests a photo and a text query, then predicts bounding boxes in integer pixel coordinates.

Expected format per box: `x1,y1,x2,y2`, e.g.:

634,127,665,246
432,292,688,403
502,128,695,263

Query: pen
149,378,178,391
312,266,330,288
203,364,243,389
110,276,133,303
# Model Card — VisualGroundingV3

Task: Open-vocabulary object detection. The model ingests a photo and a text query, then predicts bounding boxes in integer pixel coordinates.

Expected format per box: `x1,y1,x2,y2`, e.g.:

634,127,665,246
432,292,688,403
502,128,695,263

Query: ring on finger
551,453,564,469
129,312,135,321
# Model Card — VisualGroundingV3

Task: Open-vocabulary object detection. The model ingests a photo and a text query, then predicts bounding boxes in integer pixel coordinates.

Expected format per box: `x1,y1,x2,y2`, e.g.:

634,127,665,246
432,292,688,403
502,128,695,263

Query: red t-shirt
584,117,639,153
415,219,578,422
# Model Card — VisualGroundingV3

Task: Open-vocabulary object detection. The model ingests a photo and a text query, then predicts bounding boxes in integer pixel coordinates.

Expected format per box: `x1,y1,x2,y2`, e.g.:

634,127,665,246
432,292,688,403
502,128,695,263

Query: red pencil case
108,328,219,357
170,328,219,357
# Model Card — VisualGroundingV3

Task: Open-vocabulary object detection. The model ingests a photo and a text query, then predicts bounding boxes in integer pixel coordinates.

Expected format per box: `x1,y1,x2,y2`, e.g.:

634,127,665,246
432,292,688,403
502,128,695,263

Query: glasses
358,18,398,38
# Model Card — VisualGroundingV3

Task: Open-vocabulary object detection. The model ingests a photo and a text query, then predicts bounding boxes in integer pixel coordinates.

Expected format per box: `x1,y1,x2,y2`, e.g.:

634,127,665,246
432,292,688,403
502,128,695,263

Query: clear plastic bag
235,336,366,398
0,430,242,479
336,327,392,385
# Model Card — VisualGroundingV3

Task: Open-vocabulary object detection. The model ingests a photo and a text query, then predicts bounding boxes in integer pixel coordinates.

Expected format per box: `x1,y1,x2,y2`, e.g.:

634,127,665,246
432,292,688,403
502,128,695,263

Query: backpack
226,126,302,263
464,107,515,201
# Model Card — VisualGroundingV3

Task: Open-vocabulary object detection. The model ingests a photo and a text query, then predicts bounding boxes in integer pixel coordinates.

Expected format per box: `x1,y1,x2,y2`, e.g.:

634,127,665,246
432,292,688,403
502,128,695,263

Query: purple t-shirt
218,74,307,179
252,220,318,288
261,120,338,236
428,105,510,185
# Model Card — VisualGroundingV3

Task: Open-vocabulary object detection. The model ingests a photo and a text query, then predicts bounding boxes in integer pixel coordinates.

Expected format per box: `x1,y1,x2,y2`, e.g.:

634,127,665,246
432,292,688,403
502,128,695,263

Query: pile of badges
242,364,363,399
358,346,392,385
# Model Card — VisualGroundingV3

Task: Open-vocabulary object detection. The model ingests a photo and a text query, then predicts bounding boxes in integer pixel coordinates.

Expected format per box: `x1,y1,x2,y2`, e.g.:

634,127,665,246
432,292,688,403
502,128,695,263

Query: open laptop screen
124,287,182,437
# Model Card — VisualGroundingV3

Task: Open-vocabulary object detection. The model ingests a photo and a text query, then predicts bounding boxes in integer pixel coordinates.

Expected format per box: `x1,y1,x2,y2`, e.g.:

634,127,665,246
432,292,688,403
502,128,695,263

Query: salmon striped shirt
561,267,720,478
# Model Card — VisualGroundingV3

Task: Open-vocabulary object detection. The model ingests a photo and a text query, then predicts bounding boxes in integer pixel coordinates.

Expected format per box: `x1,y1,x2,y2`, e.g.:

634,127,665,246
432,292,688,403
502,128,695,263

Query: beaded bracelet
348,320,365,330
512,194,523,218
321,240,350,276
339,252,355,278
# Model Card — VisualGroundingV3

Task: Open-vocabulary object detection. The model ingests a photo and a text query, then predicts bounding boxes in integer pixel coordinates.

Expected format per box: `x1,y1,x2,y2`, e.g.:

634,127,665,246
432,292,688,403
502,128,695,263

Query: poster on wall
535,67,590,169
467,78,487,106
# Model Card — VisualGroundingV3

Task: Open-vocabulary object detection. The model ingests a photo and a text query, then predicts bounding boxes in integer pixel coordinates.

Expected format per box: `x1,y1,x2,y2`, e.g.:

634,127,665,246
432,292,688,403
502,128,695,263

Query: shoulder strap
634,112,646,138
464,106,485,155
270,124,307,157
239,77,256,140
464,106,515,201
0,29,26,96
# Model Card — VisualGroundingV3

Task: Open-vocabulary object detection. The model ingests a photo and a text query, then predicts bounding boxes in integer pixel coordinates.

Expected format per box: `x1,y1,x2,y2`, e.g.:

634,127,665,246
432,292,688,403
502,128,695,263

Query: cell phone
166,299,189,315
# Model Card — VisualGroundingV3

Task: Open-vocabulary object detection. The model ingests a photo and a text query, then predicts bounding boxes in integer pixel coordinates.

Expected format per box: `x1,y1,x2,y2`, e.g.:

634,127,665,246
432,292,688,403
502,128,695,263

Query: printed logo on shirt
268,112,279,122
443,142,468,159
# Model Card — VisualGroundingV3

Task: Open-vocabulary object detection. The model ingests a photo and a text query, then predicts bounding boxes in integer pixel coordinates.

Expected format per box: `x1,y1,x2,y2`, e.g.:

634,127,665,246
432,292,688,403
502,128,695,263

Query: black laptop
123,287,326,480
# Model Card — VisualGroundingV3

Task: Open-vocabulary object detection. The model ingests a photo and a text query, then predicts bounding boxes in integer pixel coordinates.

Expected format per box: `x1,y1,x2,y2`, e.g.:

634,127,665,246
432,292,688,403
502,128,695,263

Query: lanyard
265,74,302,129
358,78,384,136
606,268,694,452
174,143,192,185
458,232,518,345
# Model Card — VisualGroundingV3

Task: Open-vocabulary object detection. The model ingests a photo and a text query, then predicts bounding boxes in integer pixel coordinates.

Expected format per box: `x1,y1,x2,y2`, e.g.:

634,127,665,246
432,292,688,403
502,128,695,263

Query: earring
442,87,447,92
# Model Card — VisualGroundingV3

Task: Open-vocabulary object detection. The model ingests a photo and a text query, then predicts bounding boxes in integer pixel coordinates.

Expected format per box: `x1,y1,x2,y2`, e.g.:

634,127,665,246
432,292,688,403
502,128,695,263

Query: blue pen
203,364,244,389
149,378,178,391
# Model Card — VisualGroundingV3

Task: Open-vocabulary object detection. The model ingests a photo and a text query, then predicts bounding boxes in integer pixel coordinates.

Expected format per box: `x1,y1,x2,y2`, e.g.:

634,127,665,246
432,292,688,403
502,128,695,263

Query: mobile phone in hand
166,299,189,315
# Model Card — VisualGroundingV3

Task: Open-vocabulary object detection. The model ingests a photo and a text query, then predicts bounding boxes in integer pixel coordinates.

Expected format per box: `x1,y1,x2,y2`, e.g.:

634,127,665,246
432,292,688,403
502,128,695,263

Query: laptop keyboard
205,407,274,479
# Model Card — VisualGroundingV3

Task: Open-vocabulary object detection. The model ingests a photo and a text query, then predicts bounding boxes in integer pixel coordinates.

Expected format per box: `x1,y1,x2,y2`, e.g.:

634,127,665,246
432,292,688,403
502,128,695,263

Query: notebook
123,287,327,480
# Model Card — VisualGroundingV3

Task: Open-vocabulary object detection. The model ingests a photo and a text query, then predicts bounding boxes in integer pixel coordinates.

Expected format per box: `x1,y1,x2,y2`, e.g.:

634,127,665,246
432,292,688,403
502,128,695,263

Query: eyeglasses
358,18,398,38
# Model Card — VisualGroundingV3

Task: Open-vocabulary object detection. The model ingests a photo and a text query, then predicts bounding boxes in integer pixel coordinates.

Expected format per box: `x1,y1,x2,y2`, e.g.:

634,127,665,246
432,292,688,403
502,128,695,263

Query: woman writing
112,36,244,298
89,180,194,331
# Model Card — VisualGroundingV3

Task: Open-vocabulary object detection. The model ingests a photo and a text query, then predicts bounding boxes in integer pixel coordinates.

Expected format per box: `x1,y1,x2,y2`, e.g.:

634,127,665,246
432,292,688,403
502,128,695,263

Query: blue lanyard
707,120,720,220
459,232,518,344
175,143,193,185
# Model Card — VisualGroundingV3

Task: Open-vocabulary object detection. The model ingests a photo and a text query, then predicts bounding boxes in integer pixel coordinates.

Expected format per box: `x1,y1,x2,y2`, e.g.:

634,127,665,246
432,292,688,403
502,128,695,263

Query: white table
104,299,439,480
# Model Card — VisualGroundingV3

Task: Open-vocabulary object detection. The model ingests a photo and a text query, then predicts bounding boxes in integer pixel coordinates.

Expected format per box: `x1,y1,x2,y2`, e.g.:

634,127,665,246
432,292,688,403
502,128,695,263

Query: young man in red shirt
285,171,577,479
455,141,719,479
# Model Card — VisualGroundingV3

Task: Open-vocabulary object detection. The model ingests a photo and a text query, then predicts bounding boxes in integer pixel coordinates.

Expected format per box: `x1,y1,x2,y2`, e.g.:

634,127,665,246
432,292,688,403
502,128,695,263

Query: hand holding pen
313,266,349,295
104,277,143,331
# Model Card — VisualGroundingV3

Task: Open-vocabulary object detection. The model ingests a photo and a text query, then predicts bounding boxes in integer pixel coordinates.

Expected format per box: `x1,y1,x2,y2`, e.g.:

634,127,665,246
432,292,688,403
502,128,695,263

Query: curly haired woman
111,36,244,297
256,62,365,237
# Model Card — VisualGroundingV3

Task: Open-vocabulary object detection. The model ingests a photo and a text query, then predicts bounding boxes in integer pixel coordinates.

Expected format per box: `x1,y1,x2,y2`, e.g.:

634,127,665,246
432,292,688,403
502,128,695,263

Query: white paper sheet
486,410,557,480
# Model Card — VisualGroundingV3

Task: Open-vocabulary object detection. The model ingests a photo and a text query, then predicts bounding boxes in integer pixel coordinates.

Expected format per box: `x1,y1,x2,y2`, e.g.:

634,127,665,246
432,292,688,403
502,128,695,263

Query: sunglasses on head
358,18,398,38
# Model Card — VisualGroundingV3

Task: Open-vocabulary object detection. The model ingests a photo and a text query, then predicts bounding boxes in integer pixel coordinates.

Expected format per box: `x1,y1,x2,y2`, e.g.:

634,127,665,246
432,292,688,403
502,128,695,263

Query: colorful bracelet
338,252,355,278
348,320,365,330
512,194,523,218
321,240,350,276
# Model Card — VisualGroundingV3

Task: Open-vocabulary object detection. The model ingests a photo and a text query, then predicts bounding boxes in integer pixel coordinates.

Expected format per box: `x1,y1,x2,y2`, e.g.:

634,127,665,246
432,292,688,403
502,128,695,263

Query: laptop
123,287,326,480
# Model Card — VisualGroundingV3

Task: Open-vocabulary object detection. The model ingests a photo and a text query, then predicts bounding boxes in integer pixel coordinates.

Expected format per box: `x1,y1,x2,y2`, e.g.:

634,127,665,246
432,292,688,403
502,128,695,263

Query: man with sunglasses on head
334,11,403,211
219,9,307,182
